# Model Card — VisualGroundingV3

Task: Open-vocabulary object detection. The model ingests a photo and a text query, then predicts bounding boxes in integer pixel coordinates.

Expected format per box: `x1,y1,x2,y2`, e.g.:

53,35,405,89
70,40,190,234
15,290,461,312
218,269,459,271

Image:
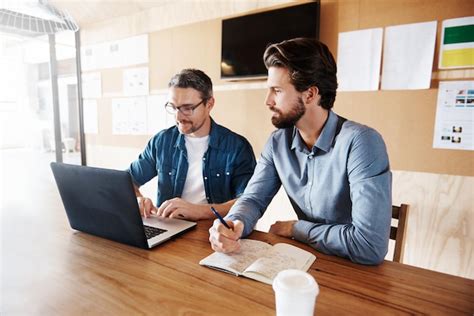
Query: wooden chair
391,204,409,263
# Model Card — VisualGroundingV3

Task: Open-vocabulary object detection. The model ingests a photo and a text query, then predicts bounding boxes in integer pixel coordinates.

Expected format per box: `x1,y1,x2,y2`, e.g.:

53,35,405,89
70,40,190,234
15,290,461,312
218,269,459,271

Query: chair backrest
390,204,409,263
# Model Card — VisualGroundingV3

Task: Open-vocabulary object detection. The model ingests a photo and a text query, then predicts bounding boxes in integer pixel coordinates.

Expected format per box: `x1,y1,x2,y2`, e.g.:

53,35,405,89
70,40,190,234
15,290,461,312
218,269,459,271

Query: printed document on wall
337,28,383,91
82,72,102,99
433,81,474,151
147,94,174,135
83,100,98,134
123,67,149,96
439,16,474,69
381,21,437,90
112,97,147,135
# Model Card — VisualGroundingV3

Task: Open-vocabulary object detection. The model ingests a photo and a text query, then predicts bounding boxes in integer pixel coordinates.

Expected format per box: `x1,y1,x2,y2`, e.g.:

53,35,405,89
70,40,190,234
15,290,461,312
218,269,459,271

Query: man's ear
206,97,215,111
302,86,319,105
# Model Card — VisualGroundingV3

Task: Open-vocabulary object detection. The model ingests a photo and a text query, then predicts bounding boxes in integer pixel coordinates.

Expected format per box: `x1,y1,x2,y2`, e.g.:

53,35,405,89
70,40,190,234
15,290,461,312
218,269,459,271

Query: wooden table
2,208,473,316
1,153,473,315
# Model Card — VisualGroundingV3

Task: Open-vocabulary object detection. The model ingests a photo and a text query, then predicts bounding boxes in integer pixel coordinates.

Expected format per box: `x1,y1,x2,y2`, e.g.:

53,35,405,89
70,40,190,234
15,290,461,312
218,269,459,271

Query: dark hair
263,38,338,109
168,68,213,100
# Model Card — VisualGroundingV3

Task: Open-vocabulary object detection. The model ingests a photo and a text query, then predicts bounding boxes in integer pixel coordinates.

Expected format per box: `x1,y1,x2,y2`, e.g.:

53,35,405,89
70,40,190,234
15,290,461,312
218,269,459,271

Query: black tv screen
221,2,320,79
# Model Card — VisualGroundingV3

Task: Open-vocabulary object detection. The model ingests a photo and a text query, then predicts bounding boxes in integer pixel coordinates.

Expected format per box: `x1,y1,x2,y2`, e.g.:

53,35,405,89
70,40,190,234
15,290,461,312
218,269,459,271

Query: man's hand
209,220,244,253
269,220,297,238
137,196,157,218
157,198,205,221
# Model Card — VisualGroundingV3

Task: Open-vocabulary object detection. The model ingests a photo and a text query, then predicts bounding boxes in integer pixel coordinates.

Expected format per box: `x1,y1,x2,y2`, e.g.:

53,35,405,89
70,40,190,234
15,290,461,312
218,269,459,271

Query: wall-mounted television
221,1,320,80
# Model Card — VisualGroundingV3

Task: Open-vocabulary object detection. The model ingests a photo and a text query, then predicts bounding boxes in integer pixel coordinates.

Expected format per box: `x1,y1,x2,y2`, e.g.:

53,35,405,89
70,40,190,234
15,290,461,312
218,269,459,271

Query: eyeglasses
164,99,206,116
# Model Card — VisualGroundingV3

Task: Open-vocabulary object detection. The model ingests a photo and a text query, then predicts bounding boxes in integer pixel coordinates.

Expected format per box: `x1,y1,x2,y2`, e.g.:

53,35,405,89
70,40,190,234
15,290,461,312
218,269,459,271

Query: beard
270,97,306,129
176,117,206,135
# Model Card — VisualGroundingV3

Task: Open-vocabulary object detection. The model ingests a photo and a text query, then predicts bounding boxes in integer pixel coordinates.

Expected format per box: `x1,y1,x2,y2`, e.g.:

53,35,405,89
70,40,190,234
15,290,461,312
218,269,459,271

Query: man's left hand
269,220,297,238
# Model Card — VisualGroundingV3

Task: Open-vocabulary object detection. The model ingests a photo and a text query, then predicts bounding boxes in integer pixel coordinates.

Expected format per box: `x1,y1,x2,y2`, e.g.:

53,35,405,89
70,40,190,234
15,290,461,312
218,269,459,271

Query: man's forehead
168,87,201,101
267,67,291,87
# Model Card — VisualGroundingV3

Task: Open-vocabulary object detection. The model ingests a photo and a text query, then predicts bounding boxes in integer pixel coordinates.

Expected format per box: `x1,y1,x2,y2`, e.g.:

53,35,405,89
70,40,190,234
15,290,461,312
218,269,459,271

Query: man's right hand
137,196,157,218
208,219,244,253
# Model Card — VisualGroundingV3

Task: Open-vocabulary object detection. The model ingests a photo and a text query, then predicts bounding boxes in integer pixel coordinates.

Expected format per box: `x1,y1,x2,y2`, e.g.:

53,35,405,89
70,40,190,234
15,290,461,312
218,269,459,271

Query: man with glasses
128,69,256,220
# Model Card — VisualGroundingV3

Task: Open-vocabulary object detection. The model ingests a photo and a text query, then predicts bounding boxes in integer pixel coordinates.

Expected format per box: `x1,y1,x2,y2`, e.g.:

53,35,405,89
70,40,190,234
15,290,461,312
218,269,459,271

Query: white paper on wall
83,99,98,134
123,67,149,96
433,81,474,151
381,21,437,90
81,34,149,71
337,28,383,91
81,72,102,98
112,97,147,135
147,94,174,135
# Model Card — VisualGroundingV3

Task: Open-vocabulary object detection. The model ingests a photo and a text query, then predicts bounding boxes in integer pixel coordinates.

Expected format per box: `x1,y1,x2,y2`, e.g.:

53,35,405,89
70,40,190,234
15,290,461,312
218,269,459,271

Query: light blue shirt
226,111,392,265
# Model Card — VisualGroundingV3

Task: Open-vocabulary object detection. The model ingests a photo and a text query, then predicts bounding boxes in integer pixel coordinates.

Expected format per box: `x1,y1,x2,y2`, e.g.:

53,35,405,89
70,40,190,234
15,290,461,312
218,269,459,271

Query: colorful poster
433,81,474,151
439,17,474,69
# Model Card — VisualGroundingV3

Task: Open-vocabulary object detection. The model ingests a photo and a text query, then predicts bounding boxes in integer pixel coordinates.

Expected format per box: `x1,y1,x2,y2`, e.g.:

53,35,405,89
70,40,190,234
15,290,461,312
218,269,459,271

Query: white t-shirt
181,135,209,204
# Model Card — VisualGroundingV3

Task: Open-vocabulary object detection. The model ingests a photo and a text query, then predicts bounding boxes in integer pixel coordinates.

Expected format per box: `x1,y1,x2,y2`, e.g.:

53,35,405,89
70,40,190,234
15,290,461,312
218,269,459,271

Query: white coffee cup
272,269,319,316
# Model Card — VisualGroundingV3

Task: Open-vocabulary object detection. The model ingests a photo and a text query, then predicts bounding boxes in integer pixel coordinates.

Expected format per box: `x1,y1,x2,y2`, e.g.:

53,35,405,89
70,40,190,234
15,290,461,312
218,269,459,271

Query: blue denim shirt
226,111,392,265
128,119,256,207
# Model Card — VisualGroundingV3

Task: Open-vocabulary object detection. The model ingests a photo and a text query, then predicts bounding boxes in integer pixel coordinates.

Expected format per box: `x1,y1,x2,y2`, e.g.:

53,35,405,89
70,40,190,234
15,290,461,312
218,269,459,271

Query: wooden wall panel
392,170,473,279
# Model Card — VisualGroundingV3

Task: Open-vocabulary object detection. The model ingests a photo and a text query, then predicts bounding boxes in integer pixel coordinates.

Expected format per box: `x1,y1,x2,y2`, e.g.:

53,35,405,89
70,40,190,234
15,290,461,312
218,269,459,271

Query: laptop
50,162,196,249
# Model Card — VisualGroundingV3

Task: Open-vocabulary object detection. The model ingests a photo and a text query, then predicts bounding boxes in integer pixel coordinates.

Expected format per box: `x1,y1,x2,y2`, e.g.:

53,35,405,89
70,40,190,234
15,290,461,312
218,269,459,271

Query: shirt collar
290,110,338,154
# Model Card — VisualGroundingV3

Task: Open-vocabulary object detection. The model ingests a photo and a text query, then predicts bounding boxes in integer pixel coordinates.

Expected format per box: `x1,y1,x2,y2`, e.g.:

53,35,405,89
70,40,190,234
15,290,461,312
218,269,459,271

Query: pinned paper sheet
123,67,149,96
381,21,437,90
147,94,175,135
337,28,383,91
81,34,148,71
112,97,147,135
433,81,473,151
82,72,102,99
83,99,98,134
439,16,474,69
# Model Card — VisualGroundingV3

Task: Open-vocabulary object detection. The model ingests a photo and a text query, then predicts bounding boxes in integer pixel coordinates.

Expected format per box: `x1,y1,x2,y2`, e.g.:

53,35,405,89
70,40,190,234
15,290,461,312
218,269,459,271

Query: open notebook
199,239,316,285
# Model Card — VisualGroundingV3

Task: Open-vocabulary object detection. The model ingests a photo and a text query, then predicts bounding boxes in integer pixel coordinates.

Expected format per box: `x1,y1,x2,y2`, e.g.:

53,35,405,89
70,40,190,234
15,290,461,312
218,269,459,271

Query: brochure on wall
381,21,437,90
433,81,474,151
83,99,98,134
337,28,383,91
439,16,474,69
123,67,149,96
147,94,175,135
81,72,102,99
112,97,147,135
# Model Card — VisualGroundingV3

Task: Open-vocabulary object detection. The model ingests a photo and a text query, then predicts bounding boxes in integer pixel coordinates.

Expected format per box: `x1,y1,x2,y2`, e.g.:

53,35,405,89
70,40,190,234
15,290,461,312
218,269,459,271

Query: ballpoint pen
210,206,231,229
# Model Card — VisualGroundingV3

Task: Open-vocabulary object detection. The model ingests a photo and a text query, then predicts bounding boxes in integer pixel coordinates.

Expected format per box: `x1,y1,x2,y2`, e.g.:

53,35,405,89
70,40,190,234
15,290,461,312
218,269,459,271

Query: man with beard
209,38,392,265
128,69,256,221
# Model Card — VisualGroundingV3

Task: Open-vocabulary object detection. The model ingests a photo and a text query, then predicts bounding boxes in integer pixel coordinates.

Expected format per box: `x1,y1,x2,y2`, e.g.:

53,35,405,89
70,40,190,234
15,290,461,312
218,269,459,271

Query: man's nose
265,91,274,107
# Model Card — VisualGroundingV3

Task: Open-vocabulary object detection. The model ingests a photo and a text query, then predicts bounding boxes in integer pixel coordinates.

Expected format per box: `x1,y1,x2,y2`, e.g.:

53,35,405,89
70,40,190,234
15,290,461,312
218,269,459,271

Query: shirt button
204,177,208,180
226,172,230,175
168,172,172,175
216,173,220,177
203,157,206,160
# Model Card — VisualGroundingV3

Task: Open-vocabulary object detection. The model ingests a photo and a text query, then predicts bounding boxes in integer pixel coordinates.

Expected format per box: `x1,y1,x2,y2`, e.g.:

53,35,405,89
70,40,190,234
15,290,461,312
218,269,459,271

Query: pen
210,206,231,229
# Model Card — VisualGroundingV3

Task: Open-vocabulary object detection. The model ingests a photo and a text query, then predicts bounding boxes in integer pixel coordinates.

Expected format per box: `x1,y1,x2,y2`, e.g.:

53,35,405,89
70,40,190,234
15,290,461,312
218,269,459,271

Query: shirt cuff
292,220,314,244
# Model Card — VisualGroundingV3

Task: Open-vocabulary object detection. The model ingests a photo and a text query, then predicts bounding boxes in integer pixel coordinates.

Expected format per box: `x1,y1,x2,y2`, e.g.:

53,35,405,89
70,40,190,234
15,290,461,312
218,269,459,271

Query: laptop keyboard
144,225,167,239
